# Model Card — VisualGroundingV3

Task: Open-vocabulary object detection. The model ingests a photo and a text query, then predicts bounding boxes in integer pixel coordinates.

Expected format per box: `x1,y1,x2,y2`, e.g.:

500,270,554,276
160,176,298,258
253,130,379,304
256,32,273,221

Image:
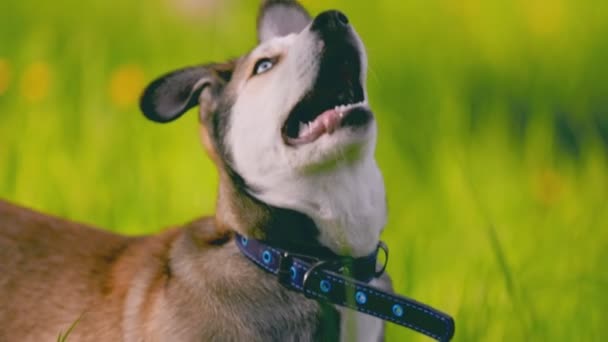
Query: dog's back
0,201,134,340
0,201,338,341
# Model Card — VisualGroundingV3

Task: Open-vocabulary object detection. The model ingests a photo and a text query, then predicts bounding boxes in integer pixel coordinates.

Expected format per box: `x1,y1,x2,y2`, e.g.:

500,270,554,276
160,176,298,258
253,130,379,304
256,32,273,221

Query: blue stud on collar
290,266,297,280
240,236,248,246
392,304,404,317
262,250,272,264
355,291,367,305
320,280,331,293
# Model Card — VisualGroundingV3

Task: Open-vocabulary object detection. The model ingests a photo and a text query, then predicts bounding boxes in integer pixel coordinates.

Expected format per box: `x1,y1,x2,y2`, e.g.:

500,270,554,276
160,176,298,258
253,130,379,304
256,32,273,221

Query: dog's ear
140,63,233,123
257,0,311,42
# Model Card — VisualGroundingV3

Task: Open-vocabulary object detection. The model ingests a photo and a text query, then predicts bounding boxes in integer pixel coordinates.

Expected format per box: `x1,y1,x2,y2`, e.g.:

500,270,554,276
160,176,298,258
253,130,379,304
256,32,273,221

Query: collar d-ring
374,241,389,278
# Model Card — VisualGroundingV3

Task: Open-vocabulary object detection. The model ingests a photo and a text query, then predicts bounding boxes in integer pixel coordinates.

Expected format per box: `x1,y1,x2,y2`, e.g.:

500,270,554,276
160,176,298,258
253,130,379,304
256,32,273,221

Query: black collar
235,234,455,341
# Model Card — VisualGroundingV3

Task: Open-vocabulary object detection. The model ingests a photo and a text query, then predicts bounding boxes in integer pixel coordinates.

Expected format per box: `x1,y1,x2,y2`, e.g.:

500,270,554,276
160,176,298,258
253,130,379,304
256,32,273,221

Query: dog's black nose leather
334,11,349,25
311,10,350,33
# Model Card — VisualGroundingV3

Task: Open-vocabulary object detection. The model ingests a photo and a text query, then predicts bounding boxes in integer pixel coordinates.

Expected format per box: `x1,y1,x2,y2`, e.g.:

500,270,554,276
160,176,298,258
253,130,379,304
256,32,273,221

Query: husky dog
0,1,391,341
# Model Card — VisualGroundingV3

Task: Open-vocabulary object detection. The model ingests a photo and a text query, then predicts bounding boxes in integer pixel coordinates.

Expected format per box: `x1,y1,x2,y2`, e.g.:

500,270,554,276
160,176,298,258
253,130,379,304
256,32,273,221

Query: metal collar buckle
301,241,389,297
277,251,295,286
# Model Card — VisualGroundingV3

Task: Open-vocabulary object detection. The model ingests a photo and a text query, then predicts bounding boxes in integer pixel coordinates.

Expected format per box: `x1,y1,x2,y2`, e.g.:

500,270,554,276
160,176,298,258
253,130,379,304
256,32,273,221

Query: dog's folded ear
258,0,311,42
140,63,233,123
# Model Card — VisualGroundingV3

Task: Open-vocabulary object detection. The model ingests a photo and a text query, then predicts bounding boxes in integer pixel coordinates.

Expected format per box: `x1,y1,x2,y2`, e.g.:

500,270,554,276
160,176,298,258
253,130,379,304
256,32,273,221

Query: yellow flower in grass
534,169,562,206
0,59,10,95
109,64,145,110
20,61,52,103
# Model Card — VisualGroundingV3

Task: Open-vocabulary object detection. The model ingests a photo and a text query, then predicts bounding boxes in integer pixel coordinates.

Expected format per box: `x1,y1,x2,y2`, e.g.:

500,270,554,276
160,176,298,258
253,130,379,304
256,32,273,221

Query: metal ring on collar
374,241,389,278
302,259,334,298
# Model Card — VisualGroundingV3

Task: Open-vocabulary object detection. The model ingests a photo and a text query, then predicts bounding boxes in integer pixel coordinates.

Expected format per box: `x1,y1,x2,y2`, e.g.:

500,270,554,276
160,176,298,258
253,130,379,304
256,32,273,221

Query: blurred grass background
1,0,607,340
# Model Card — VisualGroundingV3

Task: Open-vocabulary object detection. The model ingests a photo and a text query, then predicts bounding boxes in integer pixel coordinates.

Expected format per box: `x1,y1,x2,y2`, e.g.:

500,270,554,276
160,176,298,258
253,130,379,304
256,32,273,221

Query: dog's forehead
248,34,297,61
229,34,298,83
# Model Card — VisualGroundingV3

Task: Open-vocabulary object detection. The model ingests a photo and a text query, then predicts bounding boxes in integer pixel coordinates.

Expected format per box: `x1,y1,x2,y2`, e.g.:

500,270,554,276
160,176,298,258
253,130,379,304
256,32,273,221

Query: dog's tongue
291,109,342,145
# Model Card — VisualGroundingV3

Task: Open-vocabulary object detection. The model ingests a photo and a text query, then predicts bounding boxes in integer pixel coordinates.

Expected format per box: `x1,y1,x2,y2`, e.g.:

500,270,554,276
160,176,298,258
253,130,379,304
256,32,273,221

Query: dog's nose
311,10,350,33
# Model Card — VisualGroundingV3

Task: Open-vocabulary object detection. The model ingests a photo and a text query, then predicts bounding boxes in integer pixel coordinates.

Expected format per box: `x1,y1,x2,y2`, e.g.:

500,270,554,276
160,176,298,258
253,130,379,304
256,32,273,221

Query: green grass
56,313,83,342
1,0,607,340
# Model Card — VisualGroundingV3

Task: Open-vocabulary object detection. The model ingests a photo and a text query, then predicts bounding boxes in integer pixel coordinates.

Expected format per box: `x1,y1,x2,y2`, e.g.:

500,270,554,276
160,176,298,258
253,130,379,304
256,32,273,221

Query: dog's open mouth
282,41,372,146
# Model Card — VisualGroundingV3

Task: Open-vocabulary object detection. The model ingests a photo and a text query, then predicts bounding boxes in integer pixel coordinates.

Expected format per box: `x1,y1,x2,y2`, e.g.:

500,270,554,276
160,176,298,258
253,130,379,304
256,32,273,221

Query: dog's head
140,1,386,257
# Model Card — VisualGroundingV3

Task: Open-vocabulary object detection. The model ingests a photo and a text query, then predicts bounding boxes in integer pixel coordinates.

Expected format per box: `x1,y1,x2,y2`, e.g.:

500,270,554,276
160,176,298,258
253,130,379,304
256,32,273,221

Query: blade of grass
57,312,84,342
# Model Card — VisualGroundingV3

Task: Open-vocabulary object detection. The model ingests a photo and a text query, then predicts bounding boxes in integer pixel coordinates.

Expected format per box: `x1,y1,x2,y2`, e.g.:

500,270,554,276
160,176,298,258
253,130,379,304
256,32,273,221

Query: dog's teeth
334,101,368,115
298,122,308,136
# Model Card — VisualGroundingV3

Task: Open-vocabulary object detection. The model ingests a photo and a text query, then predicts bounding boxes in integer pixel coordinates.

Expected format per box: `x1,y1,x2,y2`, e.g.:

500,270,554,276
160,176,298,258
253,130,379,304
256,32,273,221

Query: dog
0,1,393,341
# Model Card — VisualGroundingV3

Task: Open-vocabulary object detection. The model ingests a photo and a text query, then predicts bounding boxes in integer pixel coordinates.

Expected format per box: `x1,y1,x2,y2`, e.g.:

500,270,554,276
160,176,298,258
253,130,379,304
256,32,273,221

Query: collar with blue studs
235,233,455,341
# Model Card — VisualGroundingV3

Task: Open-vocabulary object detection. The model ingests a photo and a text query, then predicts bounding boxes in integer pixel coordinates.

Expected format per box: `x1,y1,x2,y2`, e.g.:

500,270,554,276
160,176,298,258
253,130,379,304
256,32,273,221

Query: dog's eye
253,58,275,75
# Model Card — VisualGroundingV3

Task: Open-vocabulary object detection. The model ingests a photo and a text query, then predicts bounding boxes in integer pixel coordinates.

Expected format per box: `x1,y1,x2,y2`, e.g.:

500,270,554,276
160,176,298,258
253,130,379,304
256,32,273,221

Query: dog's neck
254,155,386,257
215,154,387,258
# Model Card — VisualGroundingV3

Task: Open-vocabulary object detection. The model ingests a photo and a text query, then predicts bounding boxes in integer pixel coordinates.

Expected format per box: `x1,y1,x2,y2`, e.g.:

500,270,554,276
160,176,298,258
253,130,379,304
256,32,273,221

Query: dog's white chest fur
249,153,387,257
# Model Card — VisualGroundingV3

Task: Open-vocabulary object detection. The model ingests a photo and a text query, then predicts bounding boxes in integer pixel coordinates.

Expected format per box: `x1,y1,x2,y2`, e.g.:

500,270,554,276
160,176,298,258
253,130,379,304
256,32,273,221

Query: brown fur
0,201,338,341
